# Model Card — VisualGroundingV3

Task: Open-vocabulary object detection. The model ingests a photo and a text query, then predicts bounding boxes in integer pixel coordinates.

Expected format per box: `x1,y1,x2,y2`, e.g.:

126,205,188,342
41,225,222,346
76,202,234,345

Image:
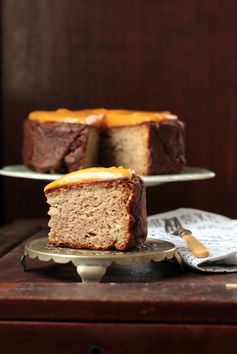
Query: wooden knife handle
183,233,209,258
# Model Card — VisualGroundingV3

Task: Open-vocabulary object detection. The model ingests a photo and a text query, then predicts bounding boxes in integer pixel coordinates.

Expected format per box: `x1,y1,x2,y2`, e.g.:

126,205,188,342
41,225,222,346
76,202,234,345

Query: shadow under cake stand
1,164,215,282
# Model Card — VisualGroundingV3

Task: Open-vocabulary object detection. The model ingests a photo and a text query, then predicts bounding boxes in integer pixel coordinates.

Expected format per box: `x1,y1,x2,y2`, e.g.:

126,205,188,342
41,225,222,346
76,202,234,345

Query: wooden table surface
1,219,237,354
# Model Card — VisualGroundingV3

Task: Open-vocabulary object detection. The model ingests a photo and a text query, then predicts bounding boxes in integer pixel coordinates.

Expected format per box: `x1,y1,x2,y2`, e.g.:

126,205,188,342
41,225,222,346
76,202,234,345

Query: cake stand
0,164,215,186
21,237,178,282
1,164,215,282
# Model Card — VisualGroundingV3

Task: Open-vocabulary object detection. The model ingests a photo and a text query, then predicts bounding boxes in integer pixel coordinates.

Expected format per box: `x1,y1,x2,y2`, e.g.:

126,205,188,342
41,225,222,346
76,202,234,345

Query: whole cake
44,167,147,251
23,108,185,175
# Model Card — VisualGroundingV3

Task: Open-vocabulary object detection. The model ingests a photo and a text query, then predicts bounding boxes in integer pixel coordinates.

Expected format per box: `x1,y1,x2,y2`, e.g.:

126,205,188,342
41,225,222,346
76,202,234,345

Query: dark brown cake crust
46,175,147,251
125,175,147,249
23,119,94,173
147,119,185,174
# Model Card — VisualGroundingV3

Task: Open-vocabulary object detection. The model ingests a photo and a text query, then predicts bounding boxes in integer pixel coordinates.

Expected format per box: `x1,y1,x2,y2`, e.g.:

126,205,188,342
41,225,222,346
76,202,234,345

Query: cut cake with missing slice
44,167,147,251
23,108,185,175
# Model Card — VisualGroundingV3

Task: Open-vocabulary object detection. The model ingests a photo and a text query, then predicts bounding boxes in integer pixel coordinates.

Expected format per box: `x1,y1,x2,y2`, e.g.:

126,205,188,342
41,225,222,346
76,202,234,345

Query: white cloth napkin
148,208,237,272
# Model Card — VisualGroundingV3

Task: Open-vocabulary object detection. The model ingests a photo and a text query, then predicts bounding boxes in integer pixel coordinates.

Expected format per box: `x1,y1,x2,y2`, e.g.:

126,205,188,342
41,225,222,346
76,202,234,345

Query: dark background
1,0,237,224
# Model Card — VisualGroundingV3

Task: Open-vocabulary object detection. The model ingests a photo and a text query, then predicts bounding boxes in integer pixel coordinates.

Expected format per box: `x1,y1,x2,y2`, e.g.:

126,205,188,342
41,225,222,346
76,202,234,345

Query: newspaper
148,208,237,272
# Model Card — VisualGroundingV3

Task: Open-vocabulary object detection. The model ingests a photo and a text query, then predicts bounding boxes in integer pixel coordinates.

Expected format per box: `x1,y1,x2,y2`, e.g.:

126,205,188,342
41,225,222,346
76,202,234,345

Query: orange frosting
29,108,105,126
29,108,177,127
44,167,133,192
104,110,177,127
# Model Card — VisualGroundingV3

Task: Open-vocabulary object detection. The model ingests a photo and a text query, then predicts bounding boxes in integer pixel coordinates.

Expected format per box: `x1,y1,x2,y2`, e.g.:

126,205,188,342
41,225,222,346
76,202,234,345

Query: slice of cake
100,110,185,175
44,167,147,251
23,108,104,173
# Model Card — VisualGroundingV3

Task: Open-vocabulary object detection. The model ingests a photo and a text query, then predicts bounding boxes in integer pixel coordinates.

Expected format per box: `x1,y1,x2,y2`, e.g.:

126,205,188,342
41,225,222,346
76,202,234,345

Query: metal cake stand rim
24,237,175,258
